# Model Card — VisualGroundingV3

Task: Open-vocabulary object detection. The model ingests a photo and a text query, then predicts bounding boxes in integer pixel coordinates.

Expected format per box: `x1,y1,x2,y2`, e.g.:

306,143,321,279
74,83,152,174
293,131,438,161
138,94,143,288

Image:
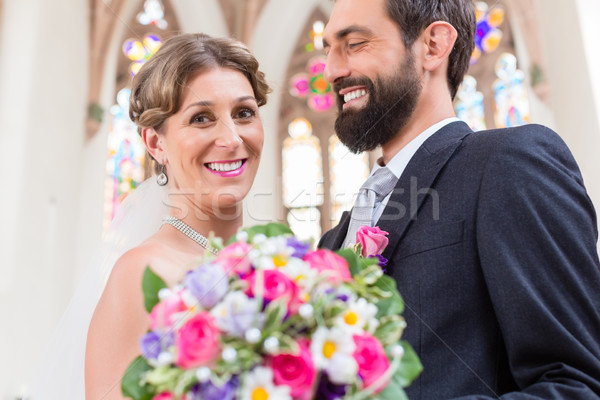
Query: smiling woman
80,33,271,400
140,67,264,217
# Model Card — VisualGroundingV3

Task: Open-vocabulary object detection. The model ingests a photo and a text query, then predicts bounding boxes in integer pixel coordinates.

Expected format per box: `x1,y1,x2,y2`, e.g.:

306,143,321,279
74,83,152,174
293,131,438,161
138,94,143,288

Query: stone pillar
0,0,88,396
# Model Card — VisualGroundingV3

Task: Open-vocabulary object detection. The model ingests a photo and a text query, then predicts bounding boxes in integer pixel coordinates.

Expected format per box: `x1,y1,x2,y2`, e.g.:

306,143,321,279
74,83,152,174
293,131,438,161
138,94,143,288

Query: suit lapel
378,122,473,264
321,211,351,250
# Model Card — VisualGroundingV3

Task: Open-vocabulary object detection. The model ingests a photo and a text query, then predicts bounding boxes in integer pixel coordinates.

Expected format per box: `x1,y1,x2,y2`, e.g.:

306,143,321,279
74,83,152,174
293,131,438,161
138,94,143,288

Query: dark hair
130,33,270,132
385,0,475,99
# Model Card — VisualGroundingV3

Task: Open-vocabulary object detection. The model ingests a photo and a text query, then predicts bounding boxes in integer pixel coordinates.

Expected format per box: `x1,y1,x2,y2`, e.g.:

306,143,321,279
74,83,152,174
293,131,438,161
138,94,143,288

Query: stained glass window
137,0,168,30
123,34,162,76
471,1,504,65
282,118,324,243
103,88,147,230
493,53,530,128
456,75,487,131
289,57,334,112
305,20,325,53
281,10,372,239
329,135,369,223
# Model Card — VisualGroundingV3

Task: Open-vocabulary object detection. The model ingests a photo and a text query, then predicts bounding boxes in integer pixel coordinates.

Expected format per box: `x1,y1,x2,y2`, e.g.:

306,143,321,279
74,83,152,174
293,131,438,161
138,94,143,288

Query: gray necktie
343,166,397,247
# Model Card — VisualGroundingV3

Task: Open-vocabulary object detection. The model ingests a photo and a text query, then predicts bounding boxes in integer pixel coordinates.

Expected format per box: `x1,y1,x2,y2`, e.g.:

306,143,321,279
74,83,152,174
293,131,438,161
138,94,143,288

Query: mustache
332,76,373,93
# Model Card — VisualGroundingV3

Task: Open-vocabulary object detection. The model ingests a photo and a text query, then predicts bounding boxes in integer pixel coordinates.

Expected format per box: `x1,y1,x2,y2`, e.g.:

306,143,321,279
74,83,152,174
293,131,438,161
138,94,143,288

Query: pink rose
352,333,390,391
149,291,187,330
356,226,389,258
271,339,317,399
304,250,352,284
153,393,173,400
217,241,253,276
244,269,301,313
176,312,220,368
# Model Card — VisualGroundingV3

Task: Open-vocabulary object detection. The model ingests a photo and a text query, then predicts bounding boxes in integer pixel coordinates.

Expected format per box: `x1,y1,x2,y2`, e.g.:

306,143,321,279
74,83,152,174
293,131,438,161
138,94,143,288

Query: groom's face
332,53,422,153
323,0,423,153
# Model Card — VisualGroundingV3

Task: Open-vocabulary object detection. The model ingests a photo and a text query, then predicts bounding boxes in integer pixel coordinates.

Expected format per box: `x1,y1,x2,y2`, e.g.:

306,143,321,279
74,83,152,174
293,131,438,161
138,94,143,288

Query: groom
319,0,600,398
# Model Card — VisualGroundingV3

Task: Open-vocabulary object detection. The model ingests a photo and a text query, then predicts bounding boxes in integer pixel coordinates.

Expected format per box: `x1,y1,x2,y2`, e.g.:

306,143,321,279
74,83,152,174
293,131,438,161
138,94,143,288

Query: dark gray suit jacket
319,121,600,399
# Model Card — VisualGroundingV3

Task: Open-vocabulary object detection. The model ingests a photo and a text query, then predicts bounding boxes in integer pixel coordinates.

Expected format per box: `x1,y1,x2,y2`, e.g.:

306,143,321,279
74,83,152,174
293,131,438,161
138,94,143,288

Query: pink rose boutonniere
356,225,389,258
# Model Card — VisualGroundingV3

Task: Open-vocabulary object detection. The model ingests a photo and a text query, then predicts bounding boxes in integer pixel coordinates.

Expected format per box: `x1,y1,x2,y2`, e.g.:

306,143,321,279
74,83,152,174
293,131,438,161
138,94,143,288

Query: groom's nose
324,47,351,84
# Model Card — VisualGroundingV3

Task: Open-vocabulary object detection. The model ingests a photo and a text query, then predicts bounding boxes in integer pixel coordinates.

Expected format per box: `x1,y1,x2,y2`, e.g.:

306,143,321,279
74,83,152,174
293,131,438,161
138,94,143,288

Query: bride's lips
204,158,248,177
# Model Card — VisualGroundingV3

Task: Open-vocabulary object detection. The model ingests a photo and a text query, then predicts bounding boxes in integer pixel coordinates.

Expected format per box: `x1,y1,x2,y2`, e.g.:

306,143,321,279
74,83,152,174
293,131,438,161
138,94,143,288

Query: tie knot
361,167,397,201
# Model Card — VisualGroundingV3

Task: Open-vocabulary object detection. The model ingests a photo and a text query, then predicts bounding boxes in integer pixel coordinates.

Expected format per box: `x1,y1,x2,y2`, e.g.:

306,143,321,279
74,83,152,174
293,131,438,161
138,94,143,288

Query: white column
576,0,600,144
539,0,600,222
0,0,88,397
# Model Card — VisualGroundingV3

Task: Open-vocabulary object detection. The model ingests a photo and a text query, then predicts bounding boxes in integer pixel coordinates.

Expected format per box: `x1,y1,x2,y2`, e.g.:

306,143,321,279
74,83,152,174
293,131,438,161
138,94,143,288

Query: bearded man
319,0,600,398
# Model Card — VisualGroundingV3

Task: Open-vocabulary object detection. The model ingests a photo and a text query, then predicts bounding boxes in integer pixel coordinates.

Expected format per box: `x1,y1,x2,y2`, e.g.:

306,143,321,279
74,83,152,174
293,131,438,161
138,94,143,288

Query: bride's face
159,67,264,214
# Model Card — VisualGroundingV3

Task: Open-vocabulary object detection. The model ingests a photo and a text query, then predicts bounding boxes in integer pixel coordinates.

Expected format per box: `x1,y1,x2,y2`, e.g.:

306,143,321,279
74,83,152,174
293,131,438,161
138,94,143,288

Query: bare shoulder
85,242,168,399
109,242,164,289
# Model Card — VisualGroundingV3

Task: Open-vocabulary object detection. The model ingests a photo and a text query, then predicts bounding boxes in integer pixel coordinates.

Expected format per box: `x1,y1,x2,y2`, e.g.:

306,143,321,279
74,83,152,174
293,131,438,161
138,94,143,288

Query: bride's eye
234,107,256,121
190,112,214,125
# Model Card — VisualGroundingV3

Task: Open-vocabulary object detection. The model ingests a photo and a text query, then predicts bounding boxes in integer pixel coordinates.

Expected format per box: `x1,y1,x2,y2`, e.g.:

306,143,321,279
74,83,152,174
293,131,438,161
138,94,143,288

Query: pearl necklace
163,216,219,255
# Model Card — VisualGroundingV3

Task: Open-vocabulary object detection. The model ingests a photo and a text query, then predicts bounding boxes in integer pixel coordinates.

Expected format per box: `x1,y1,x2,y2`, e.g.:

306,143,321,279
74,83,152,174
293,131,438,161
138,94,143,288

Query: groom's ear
419,21,457,72
142,127,167,164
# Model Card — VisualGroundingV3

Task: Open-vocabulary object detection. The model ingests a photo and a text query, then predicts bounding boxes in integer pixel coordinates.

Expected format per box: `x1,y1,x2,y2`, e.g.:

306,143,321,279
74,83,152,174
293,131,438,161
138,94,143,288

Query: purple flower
212,291,263,337
190,376,239,400
337,293,349,302
376,254,388,268
139,330,175,360
315,373,347,400
139,331,161,360
287,237,311,258
185,263,229,308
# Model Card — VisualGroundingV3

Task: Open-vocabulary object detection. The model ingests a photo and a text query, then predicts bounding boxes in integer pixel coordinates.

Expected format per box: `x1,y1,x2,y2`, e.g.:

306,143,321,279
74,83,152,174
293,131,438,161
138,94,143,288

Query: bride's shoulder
97,242,165,302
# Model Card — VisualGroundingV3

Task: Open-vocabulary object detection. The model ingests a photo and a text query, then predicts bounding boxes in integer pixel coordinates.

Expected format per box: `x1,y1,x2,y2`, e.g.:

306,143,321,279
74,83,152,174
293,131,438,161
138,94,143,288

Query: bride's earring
157,164,168,186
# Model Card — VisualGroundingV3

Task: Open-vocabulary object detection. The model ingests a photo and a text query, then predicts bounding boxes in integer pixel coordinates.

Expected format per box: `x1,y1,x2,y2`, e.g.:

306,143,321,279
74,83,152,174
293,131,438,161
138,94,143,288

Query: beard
333,53,422,153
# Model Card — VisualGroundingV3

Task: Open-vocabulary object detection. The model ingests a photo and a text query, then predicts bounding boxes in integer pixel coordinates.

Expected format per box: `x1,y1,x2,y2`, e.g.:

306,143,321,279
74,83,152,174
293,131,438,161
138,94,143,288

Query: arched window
103,0,179,229
279,8,371,244
455,1,534,131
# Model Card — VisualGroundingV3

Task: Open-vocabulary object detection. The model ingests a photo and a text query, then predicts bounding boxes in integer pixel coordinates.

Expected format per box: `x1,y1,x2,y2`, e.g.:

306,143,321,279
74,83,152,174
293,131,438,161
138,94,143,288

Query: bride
30,33,270,399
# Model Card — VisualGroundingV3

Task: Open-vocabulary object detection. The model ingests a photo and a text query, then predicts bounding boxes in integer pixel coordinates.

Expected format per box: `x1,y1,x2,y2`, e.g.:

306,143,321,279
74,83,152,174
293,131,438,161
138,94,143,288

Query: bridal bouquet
122,223,422,400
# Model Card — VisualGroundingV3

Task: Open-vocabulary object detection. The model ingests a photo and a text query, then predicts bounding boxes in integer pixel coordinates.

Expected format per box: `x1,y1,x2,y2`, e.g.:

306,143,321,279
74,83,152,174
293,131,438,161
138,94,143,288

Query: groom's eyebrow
323,24,373,48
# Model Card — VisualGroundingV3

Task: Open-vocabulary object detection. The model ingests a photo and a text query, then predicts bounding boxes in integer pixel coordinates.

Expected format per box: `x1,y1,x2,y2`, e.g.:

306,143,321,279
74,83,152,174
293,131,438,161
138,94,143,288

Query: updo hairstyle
128,33,271,172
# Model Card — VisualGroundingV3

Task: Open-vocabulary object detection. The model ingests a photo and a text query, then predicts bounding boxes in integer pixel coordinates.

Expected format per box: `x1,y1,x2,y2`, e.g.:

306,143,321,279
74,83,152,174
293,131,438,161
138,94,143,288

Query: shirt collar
372,117,460,178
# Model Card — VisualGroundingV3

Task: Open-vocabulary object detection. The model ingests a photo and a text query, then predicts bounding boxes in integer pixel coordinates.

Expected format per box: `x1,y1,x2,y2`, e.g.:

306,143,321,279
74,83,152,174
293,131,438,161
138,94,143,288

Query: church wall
247,0,334,226
539,0,600,223
0,0,88,397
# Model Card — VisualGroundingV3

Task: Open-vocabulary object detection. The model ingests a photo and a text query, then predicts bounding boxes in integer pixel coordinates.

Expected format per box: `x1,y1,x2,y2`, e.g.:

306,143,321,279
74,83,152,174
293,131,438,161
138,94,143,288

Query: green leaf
121,356,154,400
145,365,182,393
376,372,409,400
226,222,294,244
262,299,288,333
359,255,380,269
275,333,300,354
358,264,384,285
336,248,362,276
374,275,404,317
142,266,168,313
394,341,423,387
373,315,407,346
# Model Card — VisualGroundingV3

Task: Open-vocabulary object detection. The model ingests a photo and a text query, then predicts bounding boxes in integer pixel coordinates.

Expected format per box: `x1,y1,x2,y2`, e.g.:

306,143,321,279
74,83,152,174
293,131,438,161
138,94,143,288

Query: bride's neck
173,208,243,244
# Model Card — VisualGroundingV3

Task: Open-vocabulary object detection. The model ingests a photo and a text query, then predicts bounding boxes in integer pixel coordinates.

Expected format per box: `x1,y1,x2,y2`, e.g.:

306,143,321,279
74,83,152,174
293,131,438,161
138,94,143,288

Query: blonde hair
129,33,271,171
